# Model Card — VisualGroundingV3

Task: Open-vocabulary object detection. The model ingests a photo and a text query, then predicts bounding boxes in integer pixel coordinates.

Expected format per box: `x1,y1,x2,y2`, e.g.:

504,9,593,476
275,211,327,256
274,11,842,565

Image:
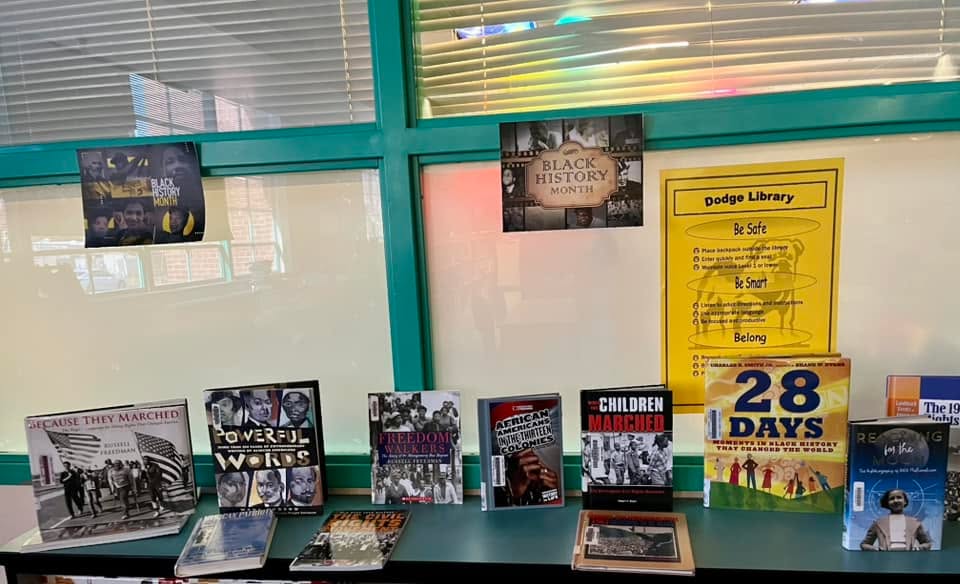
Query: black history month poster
77,142,205,247
500,115,643,232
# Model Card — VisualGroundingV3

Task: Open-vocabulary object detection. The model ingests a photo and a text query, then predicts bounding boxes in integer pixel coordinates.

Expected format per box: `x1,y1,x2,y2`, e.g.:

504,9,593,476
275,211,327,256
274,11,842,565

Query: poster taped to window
77,142,205,247
499,115,643,232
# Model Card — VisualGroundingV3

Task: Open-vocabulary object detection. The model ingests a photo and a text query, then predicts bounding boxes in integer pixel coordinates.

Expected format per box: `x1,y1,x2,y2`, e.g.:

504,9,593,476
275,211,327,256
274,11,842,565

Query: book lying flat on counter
21,399,198,551
175,510,277,577
571,509,695,576
289,510,410,571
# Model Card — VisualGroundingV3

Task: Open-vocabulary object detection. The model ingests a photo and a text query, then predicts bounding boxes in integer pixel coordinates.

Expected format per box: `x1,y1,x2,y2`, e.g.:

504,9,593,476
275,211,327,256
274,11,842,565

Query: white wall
423,132,960,454
0,171,394,455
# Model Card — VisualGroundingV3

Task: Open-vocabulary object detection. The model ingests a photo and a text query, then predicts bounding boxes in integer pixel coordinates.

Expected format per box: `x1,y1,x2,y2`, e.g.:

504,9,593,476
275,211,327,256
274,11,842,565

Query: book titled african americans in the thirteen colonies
23,399,198,551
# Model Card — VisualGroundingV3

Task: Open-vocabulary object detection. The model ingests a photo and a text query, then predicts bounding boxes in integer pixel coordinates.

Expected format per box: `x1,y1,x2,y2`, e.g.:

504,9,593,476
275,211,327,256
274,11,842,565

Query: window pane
0,0,374,145
415,0,958,118
0,170,393,454
422,161,663,453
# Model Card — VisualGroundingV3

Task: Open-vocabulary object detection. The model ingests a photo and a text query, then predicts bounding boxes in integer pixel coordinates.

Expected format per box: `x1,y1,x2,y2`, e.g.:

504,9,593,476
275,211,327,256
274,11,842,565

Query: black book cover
581,385,673,511
204,380,327,516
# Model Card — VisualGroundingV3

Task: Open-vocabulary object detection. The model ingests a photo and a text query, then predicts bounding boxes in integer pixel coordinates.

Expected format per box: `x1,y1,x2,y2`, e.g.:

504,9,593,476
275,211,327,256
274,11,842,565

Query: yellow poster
661,158,844,413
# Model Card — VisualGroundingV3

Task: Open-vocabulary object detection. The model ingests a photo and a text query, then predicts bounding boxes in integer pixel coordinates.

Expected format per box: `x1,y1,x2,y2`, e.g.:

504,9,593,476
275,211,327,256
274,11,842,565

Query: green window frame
1,0,960,489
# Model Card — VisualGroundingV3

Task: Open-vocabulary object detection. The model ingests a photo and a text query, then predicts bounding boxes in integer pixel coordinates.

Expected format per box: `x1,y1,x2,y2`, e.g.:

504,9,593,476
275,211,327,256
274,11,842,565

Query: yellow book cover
703,355,850,512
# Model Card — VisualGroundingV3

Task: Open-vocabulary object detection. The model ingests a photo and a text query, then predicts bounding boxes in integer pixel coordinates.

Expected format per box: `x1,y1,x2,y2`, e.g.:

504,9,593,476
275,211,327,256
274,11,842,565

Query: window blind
0,0,373,146
415,0,958,118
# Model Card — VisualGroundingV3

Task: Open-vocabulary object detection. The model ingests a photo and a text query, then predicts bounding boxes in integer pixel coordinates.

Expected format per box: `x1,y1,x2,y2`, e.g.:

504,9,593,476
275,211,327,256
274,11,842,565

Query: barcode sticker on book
480,481,487,511
492,455,506,487
585,527,599,546
211,403,222,431
853,481,865,512
369,396,380,421
706,407,723,440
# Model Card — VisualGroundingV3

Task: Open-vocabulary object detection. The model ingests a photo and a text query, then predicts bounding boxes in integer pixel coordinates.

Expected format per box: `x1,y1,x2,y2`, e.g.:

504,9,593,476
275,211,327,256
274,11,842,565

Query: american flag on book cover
46,430,101,467
135,432,194,502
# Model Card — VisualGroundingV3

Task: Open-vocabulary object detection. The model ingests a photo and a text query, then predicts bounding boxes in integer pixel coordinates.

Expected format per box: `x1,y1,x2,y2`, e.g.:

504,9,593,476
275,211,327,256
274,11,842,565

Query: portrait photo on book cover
582,432,673,487
859,487,936,551
584,521,680,563
207,387,316,430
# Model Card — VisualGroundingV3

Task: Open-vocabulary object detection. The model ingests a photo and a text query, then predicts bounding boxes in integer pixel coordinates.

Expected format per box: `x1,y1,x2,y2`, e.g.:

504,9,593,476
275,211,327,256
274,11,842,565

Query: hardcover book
886,375,960,521
571,509,695,576
703,355,850,512
204,380,327,516
174,509,277,577
368,391,463,504
289,510,410,571
580,385,673,511
842,416,949,551
477,393,563,510
23,399,198,551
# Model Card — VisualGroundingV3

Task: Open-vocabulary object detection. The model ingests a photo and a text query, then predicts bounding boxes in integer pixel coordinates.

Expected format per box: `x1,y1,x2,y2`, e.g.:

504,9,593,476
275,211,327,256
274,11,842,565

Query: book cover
477,393,563,510
571,509,694,576
289,510,410,571
204,380,327,516
580,385,673,511
703,356,850,512
23,399,198,551
886,375,960,521
368,391,463,504
174,509,277,577
842,416,949,551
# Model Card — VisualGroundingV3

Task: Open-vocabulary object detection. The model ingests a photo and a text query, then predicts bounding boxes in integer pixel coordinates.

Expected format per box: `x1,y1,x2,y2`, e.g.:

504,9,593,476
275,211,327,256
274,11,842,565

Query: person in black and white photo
217,472,248,508
59,462,85,519
252,469,284,507
280,390,313,428
242,389,276,428
287,466,319,507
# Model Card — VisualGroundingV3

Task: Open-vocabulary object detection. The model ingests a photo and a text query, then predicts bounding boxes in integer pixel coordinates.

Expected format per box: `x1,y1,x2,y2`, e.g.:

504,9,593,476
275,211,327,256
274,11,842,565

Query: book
22,399,198,551
477,393,564,510
204,380,327,516
886,375,960,521
571,509,695,576
842,415,950,551
368,391,463,504
580,385,673,511
289,510,410,571
174,510,277,577
703,355,850,512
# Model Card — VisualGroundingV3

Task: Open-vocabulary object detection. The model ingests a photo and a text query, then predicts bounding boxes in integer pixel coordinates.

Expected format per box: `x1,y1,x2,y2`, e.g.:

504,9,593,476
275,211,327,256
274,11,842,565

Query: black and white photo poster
77,142,205,247
500,115,643,232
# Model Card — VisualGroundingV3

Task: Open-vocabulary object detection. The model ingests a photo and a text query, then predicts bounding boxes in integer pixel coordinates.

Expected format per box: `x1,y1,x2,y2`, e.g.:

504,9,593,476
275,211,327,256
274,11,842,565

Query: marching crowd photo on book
23,399,198,551
581,385,674,511
368,390,463,505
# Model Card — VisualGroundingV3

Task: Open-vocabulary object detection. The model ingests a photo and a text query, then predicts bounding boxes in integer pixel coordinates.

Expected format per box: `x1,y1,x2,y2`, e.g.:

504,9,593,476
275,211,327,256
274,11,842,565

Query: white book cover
23,399,198,551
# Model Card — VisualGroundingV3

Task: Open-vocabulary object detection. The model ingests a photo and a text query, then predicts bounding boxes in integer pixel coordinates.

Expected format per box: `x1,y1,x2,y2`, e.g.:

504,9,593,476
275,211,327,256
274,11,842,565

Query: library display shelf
2,493,959,582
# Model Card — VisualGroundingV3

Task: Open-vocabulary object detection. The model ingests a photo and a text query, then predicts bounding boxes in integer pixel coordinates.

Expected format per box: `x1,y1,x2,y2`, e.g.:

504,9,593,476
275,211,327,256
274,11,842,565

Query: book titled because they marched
23,399,198,551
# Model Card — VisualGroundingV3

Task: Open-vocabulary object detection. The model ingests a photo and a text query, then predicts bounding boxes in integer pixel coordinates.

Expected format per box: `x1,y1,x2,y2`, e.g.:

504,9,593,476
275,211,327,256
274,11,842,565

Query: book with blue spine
175,509,277,576
842,415,949,551
886,375,960,521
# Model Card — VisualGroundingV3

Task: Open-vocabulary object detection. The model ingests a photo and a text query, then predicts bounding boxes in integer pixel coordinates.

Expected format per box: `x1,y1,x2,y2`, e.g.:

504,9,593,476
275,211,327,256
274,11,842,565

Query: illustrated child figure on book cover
704,356,850,513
